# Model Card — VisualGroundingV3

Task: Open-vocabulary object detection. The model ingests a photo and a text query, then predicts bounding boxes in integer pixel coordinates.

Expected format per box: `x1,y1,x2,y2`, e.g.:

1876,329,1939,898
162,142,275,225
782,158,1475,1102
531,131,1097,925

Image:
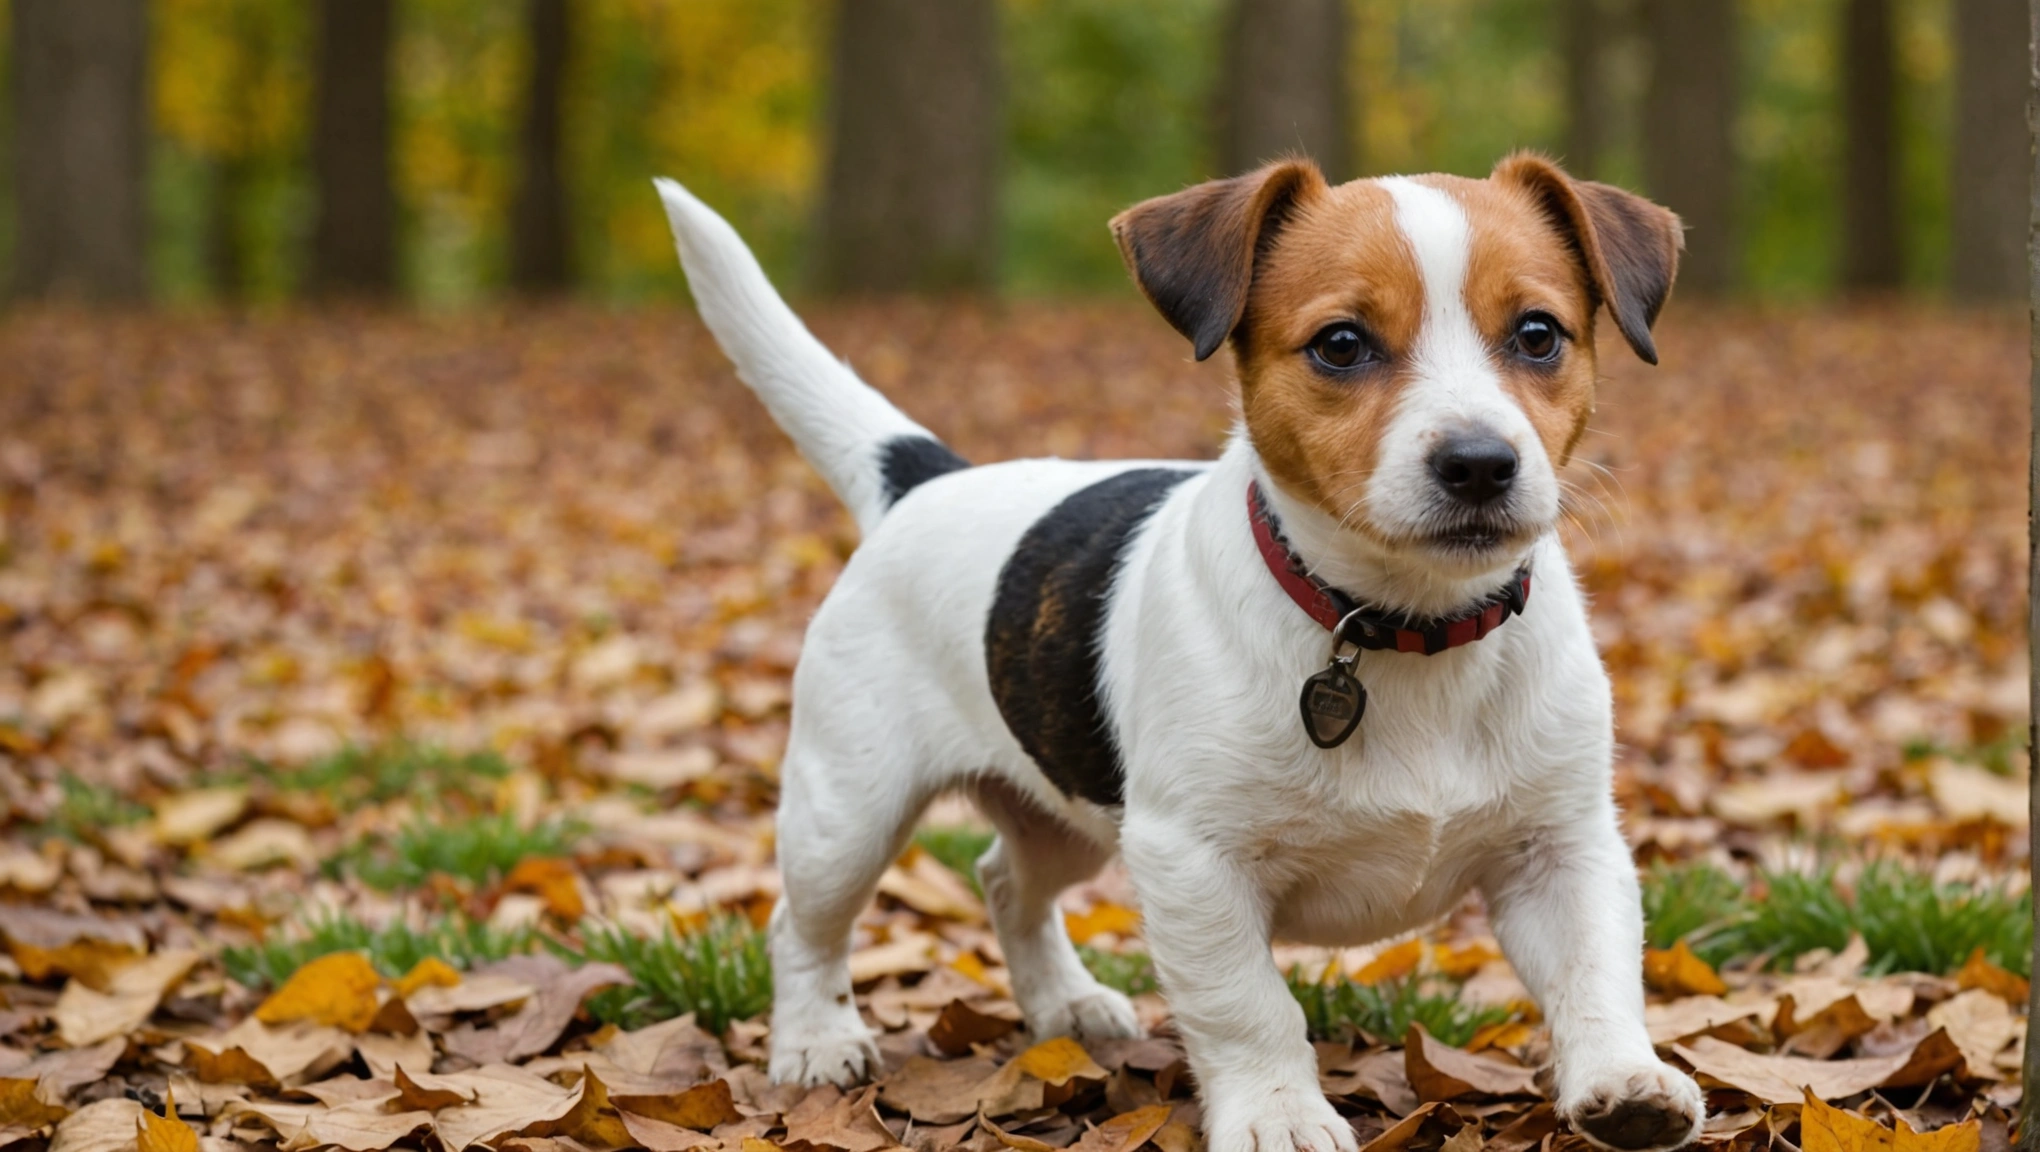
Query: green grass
36,774,150,842
220,910,539,990
235,741,514,810
1287,969,1514,1047
332,812,584,891
1641,860,2032,978
1078,946,1159,998
570,916,773,1033
913,825,996,895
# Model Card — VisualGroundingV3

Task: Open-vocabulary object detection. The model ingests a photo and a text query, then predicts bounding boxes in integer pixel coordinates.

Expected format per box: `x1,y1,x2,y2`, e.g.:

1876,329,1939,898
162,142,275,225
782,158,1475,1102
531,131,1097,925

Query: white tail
655,178,958,534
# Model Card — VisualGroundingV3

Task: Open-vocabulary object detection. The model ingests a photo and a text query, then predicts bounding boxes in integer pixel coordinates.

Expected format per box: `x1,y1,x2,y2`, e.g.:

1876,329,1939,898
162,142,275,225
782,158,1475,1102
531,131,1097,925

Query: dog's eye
1513,313,1562,362
1307,323,1376,372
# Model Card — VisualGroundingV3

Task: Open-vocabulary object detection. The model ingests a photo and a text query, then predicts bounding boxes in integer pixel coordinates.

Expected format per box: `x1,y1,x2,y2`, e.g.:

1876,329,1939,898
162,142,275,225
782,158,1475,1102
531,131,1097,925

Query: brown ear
1492,153,1683,365
1109,159,1327,361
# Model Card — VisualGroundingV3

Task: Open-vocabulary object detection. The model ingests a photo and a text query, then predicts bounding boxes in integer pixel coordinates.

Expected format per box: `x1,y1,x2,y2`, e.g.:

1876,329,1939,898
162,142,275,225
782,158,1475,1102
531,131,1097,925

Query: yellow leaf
395,956,462,999
0,1079,68,1129
1954,948,2029,1006
1356,939,1426,985
135,1087,199,1152
255,951,382,1033
1012,1036,1108,1085
1434,941,1502,979
1643,940,1727,996
949,951,993,986
1800,1090,1980,1152
1064,903,1141,945
8,939,140,990
504,856,587,921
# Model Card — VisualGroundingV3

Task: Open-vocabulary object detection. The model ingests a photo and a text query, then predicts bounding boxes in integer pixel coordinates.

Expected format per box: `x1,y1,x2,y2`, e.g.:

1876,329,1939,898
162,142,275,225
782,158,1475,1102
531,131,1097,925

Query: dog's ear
1491,152,1683,365
1110,159,1328,362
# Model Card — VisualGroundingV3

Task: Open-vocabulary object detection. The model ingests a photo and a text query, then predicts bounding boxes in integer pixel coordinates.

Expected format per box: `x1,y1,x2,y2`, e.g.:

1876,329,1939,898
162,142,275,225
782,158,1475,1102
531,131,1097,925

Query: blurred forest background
7,0,2030,308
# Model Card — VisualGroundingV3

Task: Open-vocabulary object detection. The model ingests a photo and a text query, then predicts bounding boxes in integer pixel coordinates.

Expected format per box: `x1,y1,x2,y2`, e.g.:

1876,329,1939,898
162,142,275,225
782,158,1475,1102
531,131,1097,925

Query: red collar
1247,480,1530,655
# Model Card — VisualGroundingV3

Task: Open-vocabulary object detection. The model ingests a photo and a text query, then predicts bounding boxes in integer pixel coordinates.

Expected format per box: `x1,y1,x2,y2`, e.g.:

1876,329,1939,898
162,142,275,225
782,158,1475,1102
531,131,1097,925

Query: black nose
1428,435,1518,504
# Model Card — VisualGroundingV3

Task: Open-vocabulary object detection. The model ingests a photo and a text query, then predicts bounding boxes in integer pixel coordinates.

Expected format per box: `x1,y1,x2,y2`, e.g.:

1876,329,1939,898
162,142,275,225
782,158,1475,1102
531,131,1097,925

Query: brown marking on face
1433,173,1602,468
1232,180,1426,537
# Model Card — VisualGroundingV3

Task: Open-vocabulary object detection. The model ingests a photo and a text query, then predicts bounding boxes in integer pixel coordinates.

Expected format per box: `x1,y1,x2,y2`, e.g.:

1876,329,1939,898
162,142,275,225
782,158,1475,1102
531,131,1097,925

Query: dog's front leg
1123,815,1356,1152
1483,820,1703,1152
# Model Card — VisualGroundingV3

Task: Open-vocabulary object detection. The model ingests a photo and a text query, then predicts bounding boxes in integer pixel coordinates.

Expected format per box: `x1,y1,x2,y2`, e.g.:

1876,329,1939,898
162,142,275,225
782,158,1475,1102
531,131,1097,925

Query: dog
654,152,1706,1152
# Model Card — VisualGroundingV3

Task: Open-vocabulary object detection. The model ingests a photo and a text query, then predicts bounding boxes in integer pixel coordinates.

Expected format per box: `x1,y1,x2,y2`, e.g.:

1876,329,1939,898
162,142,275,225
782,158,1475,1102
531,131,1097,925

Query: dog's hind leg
768,737,929,1087
972,780,1142,1042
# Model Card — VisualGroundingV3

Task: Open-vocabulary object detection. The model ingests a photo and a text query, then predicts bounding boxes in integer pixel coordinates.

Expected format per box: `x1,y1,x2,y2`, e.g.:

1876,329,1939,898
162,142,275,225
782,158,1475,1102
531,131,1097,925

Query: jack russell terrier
655,152,1704,1152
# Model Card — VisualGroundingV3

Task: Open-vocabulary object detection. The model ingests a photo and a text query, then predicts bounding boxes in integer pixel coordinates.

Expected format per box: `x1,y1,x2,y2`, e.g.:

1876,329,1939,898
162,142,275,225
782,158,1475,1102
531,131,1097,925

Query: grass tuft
241,741,513,810
913,825,996,895
220,910,539,990
37,774,150,842
1078,946,1159,997
1641,861,1749,966
572,916,774,1033
1287,967,1513,1047
333,812,584,890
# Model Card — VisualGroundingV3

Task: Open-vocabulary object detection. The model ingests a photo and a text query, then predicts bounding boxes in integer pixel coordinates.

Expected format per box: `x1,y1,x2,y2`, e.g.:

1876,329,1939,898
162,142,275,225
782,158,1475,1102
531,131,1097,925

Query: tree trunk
311,0,396,298
1641,0,1735,296
2021,0,2040,1146
1952,0,2028,299
1839,0,1902,293
816,0,1000,295
1216,0,1352,181
1563,0,1607,179
12,0,150,303
511,0,572,295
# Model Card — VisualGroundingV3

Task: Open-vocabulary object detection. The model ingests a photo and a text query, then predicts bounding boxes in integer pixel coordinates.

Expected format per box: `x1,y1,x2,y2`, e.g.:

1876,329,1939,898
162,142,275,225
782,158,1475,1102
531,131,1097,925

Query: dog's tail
654,178,967,534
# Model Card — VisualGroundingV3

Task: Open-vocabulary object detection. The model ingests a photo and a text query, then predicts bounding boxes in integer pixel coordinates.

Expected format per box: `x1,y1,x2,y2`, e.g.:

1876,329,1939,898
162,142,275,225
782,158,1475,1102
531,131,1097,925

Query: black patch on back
879,435,970,507
985,468,1196,807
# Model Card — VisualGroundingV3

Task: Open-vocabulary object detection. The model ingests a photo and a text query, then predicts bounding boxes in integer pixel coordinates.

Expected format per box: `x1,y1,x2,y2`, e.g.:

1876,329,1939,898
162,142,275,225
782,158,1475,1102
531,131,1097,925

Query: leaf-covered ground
0,304,2029,1152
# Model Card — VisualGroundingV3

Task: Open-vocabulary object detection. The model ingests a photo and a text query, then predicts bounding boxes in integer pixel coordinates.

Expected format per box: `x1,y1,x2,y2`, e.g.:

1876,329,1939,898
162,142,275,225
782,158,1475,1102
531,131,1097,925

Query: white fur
658,180,1702,1152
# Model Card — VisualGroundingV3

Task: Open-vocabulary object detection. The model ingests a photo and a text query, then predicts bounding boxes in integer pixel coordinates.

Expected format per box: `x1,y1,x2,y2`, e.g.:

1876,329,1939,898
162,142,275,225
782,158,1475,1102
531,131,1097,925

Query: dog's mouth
1421,513,1537,558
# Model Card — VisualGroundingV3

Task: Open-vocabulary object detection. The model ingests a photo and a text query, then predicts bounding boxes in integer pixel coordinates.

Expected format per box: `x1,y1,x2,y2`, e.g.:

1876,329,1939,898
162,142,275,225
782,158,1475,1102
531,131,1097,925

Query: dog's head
1112,153,1680,580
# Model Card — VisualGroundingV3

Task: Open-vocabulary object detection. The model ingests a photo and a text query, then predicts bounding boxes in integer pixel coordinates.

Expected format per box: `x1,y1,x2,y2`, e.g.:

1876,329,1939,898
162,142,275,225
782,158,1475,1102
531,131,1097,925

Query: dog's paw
1032,986,1142,1043
768,1026,881,1088
1559,1062,1704,1152
1204,1086,1358,1152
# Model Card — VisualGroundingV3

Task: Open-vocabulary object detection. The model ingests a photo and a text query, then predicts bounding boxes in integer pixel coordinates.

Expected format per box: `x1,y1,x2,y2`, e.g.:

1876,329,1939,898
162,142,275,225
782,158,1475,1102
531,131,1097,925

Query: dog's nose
1428,435,1517,504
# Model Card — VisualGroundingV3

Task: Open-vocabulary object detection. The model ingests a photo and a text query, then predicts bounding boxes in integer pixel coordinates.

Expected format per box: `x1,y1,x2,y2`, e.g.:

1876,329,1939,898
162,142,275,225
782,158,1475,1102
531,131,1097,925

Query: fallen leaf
1926,990,2021,1077
394,956,462,999
54,947,201,1046
151,787,248,846
226,1097,432,1152
0,1080,69,1130
1356,939,1426,985
134,1089,198,1152
1064,903,1141,945
878,851,986,924
424,1064,583,1152
620,1111,722,1152
503,857,588,921
928,998,1020,1056
1956,949,2029,1006
255,951,383,1033
1643,940,1728,997
1068,1105,1171,1152
394,1065,480,1110
1675,1032,1962,1104
879,1056,1002,1124
48,1099,146,1152
187,1017,354,1087
611,1078,743,1130
441,956,629,1064
1801,1089,1980,1152
1404,1025,1538,1101
783,1084,897,1152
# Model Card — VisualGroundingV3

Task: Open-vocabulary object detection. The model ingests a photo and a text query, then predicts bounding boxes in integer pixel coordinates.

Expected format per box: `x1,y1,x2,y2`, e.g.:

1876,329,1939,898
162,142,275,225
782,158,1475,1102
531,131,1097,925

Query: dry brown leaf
847,933,938,985
1674,1032,1961,1105
394,1065,480,1110
1067,1105,1172,1152
226,1097,432,1152
1645,996,1762,1045
1800,1090,1980,1152
620,1111,722,1152
879,1056,1002,1124
187,1017,354,1087
1955,950,2029,1006
425,1064,583,1151
255,951,382,1033
133,1090,198,1152
1925,990,2021,1077
54,947,201,1046
1404,1025,1538,1101
611,1078,743,1131
441,957,629,1064
48,1098,146,1152
878,850,986,924
354,1028,434,1080
1643,940,1727,997
597,1014,730,1083
9,1038,124,1103
1359,1101,1461,1152
405,971,535,1016
927,998,1021,1056
783,1084,898,1152
151,787,248,846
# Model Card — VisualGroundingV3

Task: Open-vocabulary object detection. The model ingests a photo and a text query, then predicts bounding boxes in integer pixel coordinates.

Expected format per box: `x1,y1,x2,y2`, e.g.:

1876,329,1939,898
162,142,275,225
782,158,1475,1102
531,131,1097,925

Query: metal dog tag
1300,662,1367,749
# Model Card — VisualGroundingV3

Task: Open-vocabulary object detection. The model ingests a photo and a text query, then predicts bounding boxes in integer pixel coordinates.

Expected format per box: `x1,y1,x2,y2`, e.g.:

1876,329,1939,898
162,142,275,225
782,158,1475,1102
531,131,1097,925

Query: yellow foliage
254,951,383,1033
153,0,305,157
135,1088,200,1152
1643,940,1728,997
1800,1091,1979,1152
1063,902,1141,945
1355,939,1426,985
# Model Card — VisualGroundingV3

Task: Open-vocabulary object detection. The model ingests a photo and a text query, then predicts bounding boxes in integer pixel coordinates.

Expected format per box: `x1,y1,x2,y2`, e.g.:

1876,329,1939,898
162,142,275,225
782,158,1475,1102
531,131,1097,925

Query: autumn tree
1641,0,1735,295
310,0,397,297
1838,0,1901,293
1949,0,2026,299
816,0,1000,294
1215,0,1352,181
1562,0,1609,179
511,0,573,295
12,0,151,302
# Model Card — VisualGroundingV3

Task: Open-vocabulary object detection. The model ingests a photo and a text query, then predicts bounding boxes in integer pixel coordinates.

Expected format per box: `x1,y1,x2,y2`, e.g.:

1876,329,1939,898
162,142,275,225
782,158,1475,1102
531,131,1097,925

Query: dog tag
1300,663,1367,749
